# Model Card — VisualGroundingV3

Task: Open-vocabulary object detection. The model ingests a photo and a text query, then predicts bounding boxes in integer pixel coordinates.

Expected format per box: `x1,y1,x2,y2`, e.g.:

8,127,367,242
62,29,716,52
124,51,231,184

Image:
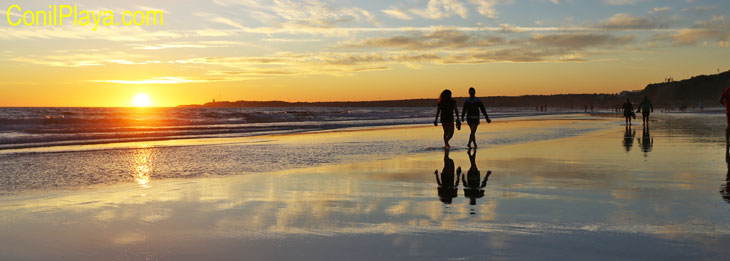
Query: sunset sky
1,0,729,107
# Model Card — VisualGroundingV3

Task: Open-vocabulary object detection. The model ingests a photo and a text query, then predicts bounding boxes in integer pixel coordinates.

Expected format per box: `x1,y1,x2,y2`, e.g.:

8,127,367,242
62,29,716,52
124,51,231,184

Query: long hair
439,89,452,104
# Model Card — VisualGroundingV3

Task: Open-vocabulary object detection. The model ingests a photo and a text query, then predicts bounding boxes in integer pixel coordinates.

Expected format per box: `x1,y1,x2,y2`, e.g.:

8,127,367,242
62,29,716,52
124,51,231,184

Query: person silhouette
462,148,492,208
622,98,635,126
434,89,460,149
638,126,653,156
721,156,730,205
720,86,730,155
623,126,635,152
637,96,654,126
434,150,461,204
461,87,491,149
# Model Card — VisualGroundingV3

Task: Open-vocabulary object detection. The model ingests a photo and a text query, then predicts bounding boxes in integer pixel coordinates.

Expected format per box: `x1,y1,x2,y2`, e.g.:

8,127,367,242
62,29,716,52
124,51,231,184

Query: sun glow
134,147,152,188
132,93,152,107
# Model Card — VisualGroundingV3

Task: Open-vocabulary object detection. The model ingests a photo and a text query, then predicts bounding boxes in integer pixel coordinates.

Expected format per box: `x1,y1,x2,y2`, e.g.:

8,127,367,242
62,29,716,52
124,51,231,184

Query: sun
132,93,152,107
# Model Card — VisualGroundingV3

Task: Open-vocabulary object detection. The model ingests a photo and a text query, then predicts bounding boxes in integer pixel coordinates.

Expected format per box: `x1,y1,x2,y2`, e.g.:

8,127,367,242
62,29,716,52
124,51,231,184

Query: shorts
440,115,454,124
466,117,480,126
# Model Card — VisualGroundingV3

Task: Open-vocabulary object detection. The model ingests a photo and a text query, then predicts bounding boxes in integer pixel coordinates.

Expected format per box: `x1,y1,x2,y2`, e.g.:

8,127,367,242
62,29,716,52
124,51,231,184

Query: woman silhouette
434,90,460,149
622,98,635,126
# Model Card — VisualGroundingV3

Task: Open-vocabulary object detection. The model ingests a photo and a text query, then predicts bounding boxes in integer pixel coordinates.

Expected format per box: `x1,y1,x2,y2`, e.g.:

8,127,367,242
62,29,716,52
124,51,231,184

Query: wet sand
2,113,730,260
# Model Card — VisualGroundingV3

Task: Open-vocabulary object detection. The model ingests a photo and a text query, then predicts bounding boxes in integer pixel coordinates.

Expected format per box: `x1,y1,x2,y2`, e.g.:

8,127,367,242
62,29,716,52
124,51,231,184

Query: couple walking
622,96,654,126
434,87,491,149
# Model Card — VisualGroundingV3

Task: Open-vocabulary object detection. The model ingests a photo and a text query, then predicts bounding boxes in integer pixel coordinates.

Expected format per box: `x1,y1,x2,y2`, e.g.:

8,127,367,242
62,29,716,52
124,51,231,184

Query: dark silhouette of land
179,70,730,109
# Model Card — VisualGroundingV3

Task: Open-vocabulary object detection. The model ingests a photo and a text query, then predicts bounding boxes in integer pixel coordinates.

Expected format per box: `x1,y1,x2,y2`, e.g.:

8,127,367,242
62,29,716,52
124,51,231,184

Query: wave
0,107,579,150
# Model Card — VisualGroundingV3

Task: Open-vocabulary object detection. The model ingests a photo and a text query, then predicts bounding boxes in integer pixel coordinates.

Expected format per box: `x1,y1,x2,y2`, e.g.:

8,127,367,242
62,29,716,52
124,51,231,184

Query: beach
2,113,730,260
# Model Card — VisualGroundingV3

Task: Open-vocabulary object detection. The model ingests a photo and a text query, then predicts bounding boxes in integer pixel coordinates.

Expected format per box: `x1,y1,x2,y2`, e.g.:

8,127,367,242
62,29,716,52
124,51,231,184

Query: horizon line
0,91,644,108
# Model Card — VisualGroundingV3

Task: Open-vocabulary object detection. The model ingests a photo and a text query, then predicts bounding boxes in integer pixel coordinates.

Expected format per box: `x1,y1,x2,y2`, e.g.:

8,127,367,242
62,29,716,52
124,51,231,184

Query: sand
1,113,730,260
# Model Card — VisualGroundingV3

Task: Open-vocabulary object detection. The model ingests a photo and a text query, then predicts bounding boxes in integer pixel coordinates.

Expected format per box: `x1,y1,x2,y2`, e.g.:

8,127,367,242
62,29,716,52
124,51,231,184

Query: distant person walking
637,96,654,126
461,87,491,149
720,86,730,155
622,98,635,126
434,90,460,149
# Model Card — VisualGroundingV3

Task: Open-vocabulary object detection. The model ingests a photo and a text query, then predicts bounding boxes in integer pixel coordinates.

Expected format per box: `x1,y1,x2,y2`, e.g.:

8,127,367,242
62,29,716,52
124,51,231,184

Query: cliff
179,70,730,108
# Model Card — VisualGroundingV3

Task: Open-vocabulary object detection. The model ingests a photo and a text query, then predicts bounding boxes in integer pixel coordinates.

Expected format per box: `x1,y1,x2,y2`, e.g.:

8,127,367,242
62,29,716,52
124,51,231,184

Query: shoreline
0,112,598,154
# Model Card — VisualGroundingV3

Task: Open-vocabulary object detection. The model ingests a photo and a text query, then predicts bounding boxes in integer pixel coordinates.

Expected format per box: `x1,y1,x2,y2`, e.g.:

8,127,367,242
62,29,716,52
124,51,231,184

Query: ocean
0,106,574,150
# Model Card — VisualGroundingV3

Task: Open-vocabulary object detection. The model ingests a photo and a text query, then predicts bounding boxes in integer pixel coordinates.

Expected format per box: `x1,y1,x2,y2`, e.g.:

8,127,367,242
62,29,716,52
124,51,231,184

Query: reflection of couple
722,157,730,205
637,126,653,155
463,149,491,206
623,126,653,154
623,126,635,152
434,150,460,204
434,149,491,205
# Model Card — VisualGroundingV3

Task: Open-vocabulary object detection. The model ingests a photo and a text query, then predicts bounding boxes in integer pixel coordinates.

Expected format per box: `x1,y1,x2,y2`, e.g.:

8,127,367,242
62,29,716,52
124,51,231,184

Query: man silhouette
721,86,730,155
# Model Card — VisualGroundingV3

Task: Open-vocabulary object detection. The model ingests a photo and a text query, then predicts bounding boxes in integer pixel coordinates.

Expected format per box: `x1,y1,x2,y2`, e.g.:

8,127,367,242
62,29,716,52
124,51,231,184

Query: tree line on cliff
179,70,730,109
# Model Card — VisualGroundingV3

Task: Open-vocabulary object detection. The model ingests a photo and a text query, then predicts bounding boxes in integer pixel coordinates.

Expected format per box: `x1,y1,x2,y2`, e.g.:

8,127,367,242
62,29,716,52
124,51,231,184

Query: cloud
208,70,296,76
528,33,635,49
320,49,586,65
410,0,469,20
0,10,22,18
169,48,583,79
460,49,582,62
211,0,268,8
601,13,664,29
9,51,149,67
649,7,672,14
341,30,505,50
212,0,380,29
0,26,183,42
681,5,716,12
131,41,241,50
604,0,639,6
342,26,633,52
337,30,633,65
662,17,730,45
170,52,396,77
135,5,169,14
468,0,514,19
193,28,239,37
178,56,293,66
382,7,413,20
91,77,211,84
262,38,322,42
209,17,249,30
498,23,524,33
202,19,597,36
